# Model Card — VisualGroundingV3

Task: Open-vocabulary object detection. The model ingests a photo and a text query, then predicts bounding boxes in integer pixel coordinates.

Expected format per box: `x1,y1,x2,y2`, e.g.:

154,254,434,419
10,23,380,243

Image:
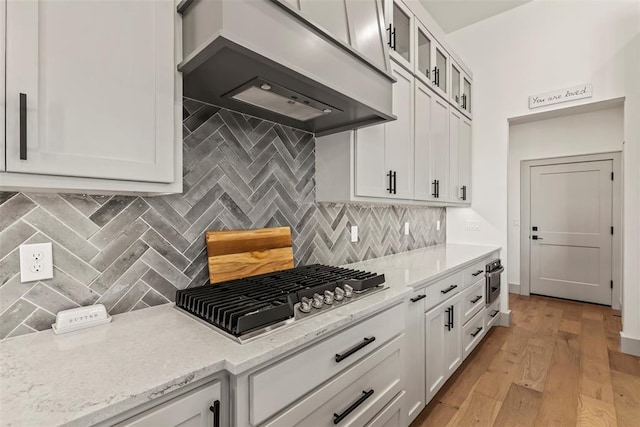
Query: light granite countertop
0,243,500,427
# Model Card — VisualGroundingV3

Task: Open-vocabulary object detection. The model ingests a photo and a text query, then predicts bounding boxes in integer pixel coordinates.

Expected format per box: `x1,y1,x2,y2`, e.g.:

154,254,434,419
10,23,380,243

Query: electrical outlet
20,243,53,283
465,221,481,232
351,225,359,243
436,220,441,231
404,222,410,235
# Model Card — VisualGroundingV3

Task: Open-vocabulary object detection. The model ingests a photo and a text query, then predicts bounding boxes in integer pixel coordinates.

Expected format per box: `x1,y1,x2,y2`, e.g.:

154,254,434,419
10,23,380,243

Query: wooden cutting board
205,226,294,284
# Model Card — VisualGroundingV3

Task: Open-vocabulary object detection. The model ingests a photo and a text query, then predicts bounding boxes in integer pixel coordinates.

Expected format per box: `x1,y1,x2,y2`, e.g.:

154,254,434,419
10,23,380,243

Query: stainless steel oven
486,259,503,305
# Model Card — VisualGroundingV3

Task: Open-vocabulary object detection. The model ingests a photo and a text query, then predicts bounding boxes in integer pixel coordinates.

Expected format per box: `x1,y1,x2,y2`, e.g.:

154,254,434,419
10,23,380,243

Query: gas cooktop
175,264,386,343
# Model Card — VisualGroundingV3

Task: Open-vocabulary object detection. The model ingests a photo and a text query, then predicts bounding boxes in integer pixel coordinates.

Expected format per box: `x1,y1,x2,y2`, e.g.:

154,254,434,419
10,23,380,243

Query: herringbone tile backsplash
0,100,445,339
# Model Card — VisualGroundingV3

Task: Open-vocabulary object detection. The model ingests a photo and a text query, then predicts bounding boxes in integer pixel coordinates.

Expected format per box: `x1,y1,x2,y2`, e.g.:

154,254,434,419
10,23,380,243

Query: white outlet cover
436,220,441,231
20,242,53,283
351,225,359,242
404,222,410,235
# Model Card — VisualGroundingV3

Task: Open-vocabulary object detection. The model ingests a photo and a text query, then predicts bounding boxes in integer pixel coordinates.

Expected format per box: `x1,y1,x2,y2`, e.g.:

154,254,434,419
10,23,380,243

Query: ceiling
419,0,533,33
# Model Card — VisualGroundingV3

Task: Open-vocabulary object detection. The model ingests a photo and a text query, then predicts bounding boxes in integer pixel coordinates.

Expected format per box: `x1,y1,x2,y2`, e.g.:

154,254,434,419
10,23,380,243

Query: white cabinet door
459,117,472,202
0,0,5,171
405,290,426,423
425,302,447,402
118,381,221,427
385,0,413,71
5,0,175,183
448,108,461,202
444,293,463,378
431,42,448,100
355,123,388,198
413,80,432,201
462,73,472,117
430,95,449,201
385,61,414,199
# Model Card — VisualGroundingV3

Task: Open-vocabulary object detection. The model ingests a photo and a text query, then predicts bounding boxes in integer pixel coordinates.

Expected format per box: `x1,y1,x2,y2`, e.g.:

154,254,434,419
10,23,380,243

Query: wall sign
528,84,593,109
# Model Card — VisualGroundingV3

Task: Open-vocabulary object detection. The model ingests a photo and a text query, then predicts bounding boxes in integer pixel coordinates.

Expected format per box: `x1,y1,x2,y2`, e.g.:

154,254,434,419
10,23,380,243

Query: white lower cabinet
116,381,222,427
486,298,501,329
463,308,486,358
425,292,463,402
405,290,426,422
264,335,404,427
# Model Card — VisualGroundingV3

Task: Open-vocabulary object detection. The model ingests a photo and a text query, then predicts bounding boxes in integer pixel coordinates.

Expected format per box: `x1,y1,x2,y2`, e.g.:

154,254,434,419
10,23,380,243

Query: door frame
520,151,623,309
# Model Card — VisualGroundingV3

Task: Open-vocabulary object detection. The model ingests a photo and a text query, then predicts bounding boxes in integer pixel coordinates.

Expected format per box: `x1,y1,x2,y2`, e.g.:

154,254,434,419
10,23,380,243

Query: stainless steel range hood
178,0,395,136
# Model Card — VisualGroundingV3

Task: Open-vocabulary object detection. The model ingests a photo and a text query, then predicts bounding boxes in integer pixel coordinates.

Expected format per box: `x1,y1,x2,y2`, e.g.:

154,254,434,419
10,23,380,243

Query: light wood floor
411,293,640,427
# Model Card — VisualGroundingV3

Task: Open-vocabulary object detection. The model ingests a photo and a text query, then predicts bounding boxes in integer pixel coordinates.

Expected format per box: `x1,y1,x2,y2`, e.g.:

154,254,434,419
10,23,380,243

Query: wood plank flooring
411,294,640,427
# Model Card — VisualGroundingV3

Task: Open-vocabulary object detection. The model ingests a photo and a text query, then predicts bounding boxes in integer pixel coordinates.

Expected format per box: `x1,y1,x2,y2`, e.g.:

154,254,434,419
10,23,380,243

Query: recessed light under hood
225,79,340,122
178,0,395,136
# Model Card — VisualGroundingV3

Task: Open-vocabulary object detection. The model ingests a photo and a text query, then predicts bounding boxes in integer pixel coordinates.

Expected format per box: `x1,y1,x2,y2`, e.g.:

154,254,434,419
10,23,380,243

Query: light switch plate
351,225,358,242
20,242,53,283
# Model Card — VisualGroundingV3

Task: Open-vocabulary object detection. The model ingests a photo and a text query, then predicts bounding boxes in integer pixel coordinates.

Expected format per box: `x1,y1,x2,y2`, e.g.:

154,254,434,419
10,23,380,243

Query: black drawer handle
335,337,376,363
472,270,483,277
209,400,220,427
333,389,374,424
441,285,457,294
471,327,483,337
490,310,499,318
471,295,482,304
410,294,426,303
20,93,27,160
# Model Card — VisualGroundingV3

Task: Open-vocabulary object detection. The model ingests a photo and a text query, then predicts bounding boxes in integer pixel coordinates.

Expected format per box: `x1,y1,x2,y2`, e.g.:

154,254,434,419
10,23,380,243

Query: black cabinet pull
440,284,457,294
392,171,397,194
436,180,440,198
471,295,482,304
333,389,374,424
445,307,451,331
471,270,483,277
391,27,396,50
471,326,483,337
335,337,375,363
490,310,499,318
432,180,438,198
387,170,393,194
209,400,220,427
19,93,27,160
432,67,437,85
410,294,426,303
386,23,393,47
450,305,455,328
461,185,467,201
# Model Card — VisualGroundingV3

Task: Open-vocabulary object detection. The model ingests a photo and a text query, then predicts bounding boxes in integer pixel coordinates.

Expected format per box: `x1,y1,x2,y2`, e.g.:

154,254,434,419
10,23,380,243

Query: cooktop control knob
323,290,334,305
334,287,345,301
299,296,312,313
343,284,353,298
312,293,324,309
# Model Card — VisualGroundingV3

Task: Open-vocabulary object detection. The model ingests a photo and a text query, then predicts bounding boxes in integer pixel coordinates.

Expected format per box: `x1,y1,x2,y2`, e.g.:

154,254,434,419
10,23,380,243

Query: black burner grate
175,264,384,337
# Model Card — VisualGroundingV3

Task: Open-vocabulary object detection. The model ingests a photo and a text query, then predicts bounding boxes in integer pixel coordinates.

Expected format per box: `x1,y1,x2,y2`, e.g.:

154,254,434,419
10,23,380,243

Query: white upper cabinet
355,61,414,199
0,0,5,172
430,93,450,201
384,0,414,71
450,59,472,119
449,106,472,203
414,22,432,87
5,0,176,183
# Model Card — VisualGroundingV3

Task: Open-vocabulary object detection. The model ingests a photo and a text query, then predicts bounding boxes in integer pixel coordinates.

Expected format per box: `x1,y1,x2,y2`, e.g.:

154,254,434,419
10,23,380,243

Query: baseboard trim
498,310,511,327
509,283,521,294
620,332,640,356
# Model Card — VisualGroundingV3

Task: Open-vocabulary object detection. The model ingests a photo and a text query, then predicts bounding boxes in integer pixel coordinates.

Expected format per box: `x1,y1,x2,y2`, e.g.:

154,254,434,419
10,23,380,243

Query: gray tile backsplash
0,101,445,339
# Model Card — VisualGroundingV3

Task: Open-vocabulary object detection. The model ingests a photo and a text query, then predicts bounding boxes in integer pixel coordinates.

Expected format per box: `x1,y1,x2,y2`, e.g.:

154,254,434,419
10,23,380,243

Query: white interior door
530,160,613,305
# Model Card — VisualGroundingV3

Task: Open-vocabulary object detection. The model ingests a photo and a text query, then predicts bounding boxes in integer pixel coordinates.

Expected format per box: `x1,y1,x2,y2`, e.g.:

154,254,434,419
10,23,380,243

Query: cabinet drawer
462,259,487,288
366,391,406,427
250,303,404,425
486,299,501,329
461,279,485,325
264,336,403,427
463,309,486,358
424,272,462,311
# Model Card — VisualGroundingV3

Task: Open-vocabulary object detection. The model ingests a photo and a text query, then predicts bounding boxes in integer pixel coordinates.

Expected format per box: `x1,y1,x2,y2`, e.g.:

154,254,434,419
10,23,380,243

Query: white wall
445,0,640,352
508,105,624,286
